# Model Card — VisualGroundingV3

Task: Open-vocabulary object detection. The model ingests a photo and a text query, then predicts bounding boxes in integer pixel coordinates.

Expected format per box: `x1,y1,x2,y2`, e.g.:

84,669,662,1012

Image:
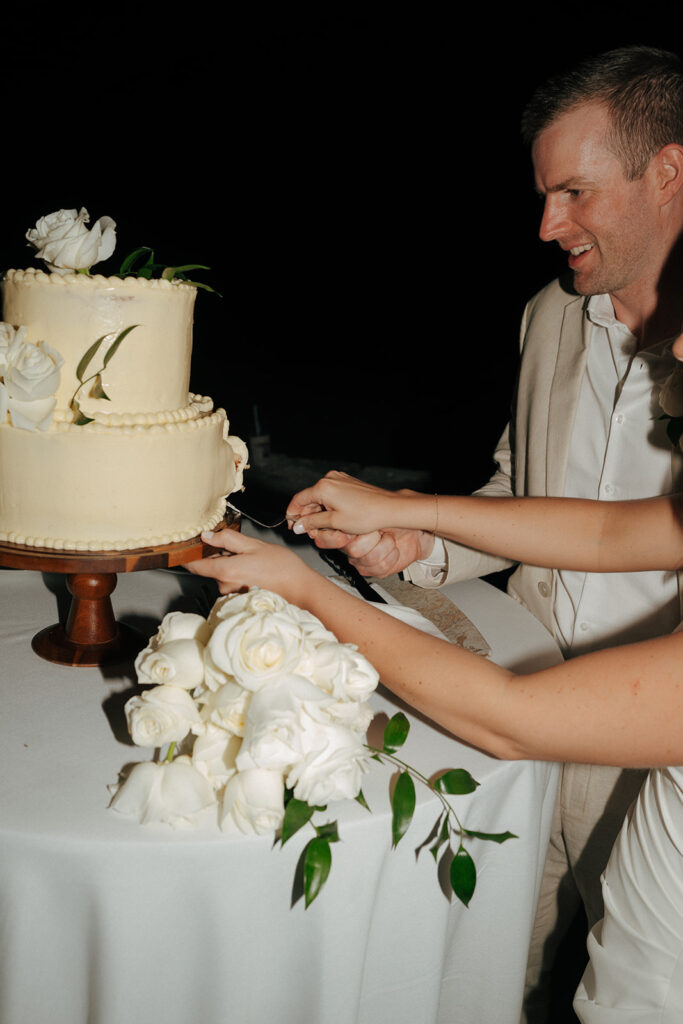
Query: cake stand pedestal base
31,572,145,667
0,516,238,668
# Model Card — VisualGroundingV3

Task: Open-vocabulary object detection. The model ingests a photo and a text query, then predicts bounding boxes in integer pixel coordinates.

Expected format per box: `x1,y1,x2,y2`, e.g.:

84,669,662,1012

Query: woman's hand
287,471,415,538
185,529,316,606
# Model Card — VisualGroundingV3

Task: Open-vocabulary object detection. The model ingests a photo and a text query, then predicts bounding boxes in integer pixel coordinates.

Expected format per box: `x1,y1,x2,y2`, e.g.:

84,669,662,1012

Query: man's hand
305,525,436,577
286,471,436,576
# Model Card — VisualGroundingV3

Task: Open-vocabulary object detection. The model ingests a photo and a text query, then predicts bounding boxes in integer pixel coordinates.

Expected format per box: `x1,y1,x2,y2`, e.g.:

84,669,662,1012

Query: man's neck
611,273,683,352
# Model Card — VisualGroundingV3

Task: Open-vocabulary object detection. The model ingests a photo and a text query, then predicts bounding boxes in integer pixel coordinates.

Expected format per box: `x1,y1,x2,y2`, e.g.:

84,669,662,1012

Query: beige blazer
429,276,683,633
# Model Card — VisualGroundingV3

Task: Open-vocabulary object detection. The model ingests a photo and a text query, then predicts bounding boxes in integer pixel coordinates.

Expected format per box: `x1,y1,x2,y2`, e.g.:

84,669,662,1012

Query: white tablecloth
0,557,562,1024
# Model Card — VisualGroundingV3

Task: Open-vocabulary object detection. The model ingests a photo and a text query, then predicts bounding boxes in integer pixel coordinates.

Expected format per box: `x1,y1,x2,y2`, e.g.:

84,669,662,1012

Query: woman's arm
288,472,683,572
186,530,683,768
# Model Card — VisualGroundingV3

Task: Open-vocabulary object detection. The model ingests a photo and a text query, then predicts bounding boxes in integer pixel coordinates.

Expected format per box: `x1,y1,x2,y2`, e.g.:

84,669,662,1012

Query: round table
0,553,562,1024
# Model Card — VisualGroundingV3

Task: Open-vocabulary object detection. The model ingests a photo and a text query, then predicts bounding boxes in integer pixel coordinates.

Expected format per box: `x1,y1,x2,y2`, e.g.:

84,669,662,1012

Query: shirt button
579,622,590,632
538,581,551,597
615,414,624,424
603,483,614,495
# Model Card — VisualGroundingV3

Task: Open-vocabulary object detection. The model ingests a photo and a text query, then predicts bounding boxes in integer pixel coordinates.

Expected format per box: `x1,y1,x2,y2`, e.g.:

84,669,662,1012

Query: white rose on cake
0,332,64,431
26,207,116,274
0,323,22,374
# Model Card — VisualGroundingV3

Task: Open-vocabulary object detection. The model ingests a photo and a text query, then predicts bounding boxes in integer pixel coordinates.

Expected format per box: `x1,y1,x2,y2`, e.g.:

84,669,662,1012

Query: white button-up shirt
553,293,681,657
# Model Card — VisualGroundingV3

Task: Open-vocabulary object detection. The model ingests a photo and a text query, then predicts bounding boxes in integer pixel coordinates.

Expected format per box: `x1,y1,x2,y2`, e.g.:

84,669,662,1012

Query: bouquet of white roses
111,588,377,831
111,587,515,907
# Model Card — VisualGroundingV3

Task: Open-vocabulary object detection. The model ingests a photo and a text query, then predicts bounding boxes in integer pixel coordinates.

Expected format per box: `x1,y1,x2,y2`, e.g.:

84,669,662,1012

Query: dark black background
2,9,679,495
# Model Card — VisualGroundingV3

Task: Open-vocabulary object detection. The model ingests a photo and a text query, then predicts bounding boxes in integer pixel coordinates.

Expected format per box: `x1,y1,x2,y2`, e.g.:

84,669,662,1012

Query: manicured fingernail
201,530,215,540
292,521,306,535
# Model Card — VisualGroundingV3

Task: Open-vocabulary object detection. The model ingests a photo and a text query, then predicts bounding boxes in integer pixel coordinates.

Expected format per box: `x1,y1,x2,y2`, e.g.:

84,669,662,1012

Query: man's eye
566,189,582,198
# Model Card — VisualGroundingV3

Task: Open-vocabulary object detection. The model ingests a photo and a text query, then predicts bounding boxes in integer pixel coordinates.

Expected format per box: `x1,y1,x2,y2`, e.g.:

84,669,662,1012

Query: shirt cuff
401,536,447,587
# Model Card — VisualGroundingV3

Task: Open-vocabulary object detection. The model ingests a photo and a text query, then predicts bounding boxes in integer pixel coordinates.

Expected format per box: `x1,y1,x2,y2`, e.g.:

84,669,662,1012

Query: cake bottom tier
0,407,245,551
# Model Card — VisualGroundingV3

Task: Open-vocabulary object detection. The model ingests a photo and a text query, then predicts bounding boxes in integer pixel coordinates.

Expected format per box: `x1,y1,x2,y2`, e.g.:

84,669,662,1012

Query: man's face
532,102,660,300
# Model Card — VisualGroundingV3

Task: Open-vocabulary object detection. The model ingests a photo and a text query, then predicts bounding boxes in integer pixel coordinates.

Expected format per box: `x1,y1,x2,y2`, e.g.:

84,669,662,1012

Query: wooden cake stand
0,515,239,667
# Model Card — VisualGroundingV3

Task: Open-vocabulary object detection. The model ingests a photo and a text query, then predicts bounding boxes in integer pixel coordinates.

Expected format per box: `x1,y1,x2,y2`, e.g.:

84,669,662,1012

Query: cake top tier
2,269,197,417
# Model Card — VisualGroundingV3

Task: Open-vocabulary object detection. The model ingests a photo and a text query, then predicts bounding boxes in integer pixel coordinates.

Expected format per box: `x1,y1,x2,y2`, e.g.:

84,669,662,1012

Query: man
306,47,683,1021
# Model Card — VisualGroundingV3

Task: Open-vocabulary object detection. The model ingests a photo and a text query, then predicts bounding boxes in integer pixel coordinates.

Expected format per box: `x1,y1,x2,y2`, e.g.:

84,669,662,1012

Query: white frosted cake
0,222,247,551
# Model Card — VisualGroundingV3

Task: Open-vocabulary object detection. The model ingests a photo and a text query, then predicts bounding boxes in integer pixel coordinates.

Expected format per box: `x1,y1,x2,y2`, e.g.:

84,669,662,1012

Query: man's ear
652,144,683,207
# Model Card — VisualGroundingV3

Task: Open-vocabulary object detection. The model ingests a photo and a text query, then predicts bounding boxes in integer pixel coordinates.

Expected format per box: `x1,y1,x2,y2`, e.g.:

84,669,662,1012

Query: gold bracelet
434,493,439,535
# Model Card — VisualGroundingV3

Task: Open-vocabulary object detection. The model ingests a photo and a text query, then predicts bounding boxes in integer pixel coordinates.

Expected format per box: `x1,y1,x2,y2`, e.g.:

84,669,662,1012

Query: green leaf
70,398,93,425
430,814,450,862
450,844,477,907
383,712,410,754
103,325,138,368
314,820,340,843
280,798,315,845
391,770,416,847
183,279,222,296
355,789,371,812
463,828,517,844
89,374,109,401
164,263,211,277
119,247,153,276
434,769,480,796
75,334,107,382
303,837,332,908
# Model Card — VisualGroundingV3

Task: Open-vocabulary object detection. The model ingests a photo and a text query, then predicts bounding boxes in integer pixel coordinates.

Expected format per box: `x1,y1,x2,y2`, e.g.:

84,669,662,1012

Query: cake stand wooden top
0,514,239,575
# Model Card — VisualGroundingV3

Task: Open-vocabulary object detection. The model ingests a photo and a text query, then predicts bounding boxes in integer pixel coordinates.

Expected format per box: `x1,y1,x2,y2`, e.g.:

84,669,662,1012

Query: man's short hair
521,46,683,180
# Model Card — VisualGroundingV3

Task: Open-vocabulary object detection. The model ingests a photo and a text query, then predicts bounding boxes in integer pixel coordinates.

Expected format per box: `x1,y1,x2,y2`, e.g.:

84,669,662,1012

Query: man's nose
538,195,568,243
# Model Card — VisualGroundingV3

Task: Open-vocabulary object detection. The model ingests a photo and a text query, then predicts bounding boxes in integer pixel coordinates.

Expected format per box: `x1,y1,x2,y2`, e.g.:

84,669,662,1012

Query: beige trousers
521,762,647,1024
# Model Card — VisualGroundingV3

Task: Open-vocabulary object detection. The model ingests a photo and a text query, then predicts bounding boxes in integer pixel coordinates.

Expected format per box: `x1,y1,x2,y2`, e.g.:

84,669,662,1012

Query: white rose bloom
125,684,202,747
208,608,307,692
0,323,24,374
220,767,285,836
227,434,249,491
197,680,251,737
317,698,374,735
135,638,205,690
151,611,211,648
236,674,332,774
110,760,216,827
0,385,56,432
302,641,379,702
191,725,242,790
207,588,290,629
26,207,117,273
660,363,683,418
201,645,238,693
286,714,372,806
3,335,63,402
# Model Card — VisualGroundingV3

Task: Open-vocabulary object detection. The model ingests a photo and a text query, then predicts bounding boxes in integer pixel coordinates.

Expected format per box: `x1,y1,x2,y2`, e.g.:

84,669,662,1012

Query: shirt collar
585,293,675,357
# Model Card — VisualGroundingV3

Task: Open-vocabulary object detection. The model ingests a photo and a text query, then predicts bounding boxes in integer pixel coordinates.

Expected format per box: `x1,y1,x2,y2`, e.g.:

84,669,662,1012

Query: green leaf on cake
103,325,139,368
76,335,107,382
71,399,94,426
70,325,138,425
